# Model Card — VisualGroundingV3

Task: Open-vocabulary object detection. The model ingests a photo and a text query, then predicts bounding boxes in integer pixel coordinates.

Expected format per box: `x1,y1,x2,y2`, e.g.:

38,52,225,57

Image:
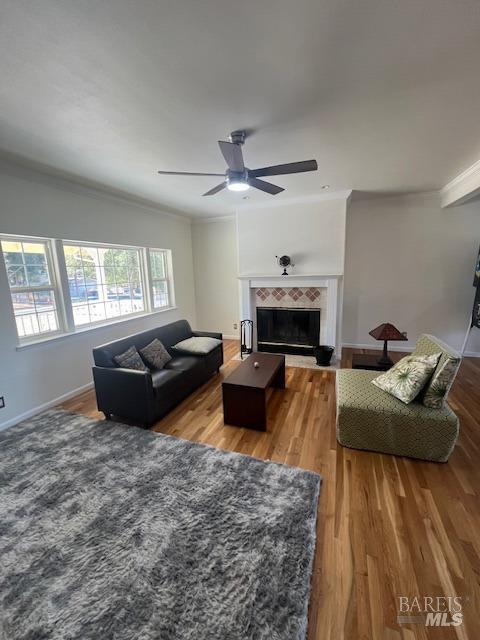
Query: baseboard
0,381,94,432
223,334,239,340
342,342,480,358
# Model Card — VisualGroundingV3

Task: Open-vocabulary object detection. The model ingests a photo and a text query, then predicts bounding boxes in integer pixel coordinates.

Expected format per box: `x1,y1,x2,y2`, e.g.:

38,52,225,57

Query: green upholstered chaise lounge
336,335,461,462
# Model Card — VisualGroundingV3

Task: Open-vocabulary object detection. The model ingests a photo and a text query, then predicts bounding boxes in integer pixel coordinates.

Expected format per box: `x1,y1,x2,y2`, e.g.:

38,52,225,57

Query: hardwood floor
62,341,480,639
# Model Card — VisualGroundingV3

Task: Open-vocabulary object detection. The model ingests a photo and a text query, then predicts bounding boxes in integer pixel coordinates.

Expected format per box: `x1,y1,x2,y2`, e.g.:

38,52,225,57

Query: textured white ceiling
1,0,480,217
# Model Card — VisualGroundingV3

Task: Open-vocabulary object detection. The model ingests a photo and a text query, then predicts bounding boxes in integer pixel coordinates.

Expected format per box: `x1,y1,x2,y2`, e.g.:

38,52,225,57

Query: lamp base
377,339,393,366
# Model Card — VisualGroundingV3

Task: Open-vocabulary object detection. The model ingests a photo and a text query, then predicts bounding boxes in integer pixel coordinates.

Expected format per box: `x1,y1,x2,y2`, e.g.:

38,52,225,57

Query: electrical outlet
0,396,4,409
233,323,238,330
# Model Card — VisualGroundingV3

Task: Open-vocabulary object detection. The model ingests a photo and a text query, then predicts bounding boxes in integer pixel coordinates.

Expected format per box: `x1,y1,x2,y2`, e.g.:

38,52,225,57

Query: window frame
61,239,149,330
0,234,66,341
147,248,172,311
0,234,176,347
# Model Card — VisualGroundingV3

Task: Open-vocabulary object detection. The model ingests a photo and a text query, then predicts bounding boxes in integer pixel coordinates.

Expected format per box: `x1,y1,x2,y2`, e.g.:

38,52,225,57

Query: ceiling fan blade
249,177,284,195
249,159,318,178
202,182,227,196
218,141,245,172
157,171,225,176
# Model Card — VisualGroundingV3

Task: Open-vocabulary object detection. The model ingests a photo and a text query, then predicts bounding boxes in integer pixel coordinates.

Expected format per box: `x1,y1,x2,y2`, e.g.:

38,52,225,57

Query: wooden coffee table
222,352,285,431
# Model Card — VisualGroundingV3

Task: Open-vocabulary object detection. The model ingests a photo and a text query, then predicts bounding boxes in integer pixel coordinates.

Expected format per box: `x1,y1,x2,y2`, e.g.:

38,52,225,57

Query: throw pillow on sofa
422,355,461,409
114,345,148,372
172,336,222,355
140,338,172,370
372,353,440,404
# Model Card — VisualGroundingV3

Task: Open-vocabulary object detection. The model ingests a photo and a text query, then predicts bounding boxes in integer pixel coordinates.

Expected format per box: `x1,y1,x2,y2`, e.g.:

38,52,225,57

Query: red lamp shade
369,323,407,366
369,323,407,342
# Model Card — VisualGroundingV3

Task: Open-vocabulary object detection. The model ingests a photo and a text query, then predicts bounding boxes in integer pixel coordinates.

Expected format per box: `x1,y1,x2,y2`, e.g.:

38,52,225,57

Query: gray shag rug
0,409,321,640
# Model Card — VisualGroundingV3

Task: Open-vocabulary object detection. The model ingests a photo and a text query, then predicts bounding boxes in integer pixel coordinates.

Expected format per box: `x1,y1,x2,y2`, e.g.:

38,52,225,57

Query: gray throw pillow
114,345,148,371
172,336,222,355
140,338,172,370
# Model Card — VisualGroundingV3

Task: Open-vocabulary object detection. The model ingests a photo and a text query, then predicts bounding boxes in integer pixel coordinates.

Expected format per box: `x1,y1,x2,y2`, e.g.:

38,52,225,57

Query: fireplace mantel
237,274,343,357
238,273,342,282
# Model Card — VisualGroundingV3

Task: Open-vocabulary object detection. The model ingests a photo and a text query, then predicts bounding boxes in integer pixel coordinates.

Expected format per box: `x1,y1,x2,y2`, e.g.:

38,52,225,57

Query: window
63,243,145,327
1,237,62,338
149,249,170,309
1,234,174,344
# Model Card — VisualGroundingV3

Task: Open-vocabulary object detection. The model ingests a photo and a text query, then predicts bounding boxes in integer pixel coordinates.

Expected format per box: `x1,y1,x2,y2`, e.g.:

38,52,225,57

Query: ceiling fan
157,130,318,196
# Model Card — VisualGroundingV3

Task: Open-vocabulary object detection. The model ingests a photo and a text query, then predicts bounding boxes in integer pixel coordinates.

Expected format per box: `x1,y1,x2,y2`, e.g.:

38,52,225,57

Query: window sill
15,306,178,351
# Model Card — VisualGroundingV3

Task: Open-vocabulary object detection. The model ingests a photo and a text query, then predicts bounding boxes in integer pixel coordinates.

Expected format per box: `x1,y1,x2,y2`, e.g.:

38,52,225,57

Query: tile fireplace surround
255,286,325,308
238,275,342,356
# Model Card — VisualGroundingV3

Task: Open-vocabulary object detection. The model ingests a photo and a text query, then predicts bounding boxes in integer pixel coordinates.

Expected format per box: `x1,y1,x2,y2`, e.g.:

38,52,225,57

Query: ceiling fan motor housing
229,130,247,145
227,169,248,183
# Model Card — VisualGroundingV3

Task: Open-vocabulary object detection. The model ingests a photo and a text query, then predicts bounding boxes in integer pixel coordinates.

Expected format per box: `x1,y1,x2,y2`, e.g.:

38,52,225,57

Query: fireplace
256,307,320,355
238,275,341,361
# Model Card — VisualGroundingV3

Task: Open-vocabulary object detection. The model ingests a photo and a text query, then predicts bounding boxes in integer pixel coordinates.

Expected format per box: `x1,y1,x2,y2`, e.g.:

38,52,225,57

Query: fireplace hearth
256,307,320,355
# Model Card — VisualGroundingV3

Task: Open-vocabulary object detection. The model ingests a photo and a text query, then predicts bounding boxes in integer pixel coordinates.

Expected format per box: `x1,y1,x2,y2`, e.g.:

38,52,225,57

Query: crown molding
351,189,439,204
0,150,193,222
236,189,352,212
192,215,236,224
441,158,480,208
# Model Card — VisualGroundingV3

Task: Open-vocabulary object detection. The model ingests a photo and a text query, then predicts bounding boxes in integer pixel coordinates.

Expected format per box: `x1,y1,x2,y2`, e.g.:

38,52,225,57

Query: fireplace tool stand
240,319,253,360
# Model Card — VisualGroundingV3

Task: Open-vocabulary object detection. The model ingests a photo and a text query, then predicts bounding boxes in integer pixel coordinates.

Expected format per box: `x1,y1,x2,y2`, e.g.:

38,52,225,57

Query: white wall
192,218,239,337
343,191,480,354
236,194,349,276
0,164,196,429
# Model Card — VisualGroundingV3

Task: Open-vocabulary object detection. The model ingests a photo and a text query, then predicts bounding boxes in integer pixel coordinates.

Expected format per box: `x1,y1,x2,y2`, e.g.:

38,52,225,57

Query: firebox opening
256,307,320,355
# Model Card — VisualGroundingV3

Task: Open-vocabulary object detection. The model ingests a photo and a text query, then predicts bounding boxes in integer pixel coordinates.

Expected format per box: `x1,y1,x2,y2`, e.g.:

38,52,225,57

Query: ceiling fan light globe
227,181,250,192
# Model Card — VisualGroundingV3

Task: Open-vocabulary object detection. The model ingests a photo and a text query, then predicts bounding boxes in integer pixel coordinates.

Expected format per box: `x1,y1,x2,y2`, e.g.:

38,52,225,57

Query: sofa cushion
165,356,204,373
372,353,439,404
140,338,172,370
151,368,183,390
172,336,222,356
114,345,148,372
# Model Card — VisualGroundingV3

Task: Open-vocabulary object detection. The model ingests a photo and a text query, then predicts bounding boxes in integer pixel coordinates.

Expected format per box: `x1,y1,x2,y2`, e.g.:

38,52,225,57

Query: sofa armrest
92,366,155,423
192,330,223,340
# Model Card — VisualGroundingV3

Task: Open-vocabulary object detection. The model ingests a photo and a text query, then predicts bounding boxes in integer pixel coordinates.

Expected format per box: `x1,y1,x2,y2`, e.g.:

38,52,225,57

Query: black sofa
92,319,223,427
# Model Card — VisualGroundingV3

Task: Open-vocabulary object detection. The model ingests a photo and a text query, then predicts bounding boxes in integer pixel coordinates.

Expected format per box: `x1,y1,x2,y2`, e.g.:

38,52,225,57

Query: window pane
2,238,61,341
37,312,57,333
11,290,58,338
72,305,91,326
11,291,35,316
22,242,47,264
33,289,56,312
153,281,169,308
63,243,144,327
105,300,121,319
81,245,99,266
26,264,50,286
150,251,166,279
103,267,116,287
68,270,88,305
7,265,27,288
88,302,107,323
1,240,23,265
